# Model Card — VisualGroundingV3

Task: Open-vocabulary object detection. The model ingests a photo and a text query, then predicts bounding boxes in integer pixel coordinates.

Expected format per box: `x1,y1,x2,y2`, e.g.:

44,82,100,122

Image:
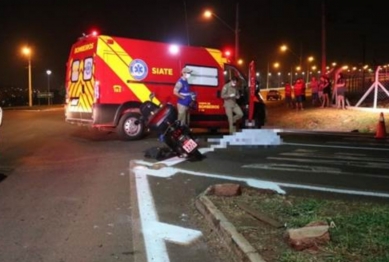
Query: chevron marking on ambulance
206,48,225,69
68,59,94,112
97,36,160,104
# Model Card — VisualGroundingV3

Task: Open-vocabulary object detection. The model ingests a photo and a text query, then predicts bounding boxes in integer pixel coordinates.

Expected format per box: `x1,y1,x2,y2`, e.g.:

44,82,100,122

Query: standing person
293,78,304,110
284,82,293,108
310,76,320,106
301,78,307,102
318,76,324,104
253,83,266,128
335,73,347,109
173,67,193,125
221,76,243,134
320,75,331,108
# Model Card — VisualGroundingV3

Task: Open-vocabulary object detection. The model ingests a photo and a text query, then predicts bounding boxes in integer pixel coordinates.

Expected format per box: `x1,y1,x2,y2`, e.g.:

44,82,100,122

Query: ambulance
64,32,256,140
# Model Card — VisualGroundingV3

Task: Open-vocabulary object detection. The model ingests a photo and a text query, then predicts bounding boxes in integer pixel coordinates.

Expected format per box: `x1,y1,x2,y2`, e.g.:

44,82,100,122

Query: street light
280,44,302,67
203,3,239,61
46,70,52,105
280,44,303,85
22,46,33,107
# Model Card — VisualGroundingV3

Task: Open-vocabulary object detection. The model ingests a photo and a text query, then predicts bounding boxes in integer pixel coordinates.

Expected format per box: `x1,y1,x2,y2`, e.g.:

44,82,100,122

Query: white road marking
284,142,389,151
133,166,202,262
268,156,389,169
242,163,342,173
133,162,286,193
280,152,389,163
131,130,389,261
242,162,389,179
276,181,389,198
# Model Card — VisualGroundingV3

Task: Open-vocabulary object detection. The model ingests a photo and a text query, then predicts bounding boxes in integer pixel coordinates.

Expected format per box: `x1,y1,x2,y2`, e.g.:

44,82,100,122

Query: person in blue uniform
173,67,193,125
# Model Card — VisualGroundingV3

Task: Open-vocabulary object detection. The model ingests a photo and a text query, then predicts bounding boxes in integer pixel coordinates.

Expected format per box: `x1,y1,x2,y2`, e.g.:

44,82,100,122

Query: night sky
0,0,387,91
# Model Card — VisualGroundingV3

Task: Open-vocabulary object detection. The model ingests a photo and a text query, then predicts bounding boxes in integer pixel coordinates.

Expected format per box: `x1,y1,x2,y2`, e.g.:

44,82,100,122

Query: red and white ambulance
64,32,255,140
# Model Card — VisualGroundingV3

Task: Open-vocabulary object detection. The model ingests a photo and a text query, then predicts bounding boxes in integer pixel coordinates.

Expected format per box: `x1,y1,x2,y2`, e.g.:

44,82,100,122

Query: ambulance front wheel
117,112,144,141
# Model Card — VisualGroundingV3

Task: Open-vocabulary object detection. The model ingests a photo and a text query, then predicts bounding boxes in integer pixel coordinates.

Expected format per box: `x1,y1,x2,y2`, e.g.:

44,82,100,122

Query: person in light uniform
221,76,244,134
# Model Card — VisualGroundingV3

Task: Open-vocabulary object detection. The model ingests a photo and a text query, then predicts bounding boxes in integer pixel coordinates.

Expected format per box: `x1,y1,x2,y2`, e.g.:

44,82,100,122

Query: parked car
266,90,282,101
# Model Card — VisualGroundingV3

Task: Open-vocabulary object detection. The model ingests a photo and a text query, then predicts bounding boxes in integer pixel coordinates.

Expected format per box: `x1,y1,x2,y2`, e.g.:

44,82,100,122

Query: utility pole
321,0,327,75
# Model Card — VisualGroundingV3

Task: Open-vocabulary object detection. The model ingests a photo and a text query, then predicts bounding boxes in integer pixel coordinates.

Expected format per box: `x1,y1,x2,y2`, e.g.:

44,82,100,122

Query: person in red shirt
284,82,293,108
293,78,305,110
320,75,331,108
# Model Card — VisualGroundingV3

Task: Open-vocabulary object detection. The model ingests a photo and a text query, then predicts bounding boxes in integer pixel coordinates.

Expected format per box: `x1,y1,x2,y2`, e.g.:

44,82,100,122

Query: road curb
195,185,266,262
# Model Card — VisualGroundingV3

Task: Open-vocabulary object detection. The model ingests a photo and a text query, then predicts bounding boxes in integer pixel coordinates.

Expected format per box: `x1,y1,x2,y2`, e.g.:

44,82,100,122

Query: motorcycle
140,93,204,161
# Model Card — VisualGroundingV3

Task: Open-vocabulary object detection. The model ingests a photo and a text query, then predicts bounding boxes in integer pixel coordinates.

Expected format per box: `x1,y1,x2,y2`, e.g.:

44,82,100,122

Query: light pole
280,44,302,67
266,62,270,89
46,70,52,105
22,46,33,107
203,3,239,61
267,62,279,89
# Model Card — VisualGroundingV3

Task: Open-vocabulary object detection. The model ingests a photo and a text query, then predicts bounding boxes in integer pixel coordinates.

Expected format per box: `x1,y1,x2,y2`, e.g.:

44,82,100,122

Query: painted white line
268,156,389,169
242,162,389,179
133,165,202,262
243,163,342,173
133,162,286,194
280,152,389,163
284,142,389,151
170,163,389,198
134,161,389,204
277,181,389,198
132,130,389,261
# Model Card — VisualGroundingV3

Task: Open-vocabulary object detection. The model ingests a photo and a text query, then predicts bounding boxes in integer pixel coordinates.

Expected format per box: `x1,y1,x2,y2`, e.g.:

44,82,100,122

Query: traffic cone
374,112,387,139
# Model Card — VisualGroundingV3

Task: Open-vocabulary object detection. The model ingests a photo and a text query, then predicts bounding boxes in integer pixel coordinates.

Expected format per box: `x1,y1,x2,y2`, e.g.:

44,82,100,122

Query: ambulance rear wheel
117,112,144,141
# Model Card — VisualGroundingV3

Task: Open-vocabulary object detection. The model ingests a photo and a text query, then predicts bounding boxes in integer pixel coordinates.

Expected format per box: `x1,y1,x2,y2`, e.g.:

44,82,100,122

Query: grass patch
274,196,389,261
208,188,389,262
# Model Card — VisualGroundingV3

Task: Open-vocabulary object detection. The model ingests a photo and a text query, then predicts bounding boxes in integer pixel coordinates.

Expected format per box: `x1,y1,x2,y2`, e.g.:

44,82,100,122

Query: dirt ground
264,100,389,133
189,99,389,262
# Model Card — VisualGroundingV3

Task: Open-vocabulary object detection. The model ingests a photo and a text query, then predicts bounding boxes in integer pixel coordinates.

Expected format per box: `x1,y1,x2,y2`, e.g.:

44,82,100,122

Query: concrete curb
195,185,266,262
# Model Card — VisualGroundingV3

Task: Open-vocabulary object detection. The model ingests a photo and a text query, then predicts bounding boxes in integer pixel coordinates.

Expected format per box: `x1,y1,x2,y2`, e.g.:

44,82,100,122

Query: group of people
173,66,348,136
284,78,306,110
315,73,347,109
284,72,347,110
173,67,253,135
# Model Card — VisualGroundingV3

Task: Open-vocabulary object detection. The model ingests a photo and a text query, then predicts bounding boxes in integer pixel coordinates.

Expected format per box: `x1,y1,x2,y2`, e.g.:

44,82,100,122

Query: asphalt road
177,131,389,199
0,108,223,262
1,107,389,262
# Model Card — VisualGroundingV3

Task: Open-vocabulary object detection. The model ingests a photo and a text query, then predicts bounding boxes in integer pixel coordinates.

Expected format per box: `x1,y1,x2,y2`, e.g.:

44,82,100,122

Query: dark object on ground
144,146,177,161
266,90,282,101
0,173,7,183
